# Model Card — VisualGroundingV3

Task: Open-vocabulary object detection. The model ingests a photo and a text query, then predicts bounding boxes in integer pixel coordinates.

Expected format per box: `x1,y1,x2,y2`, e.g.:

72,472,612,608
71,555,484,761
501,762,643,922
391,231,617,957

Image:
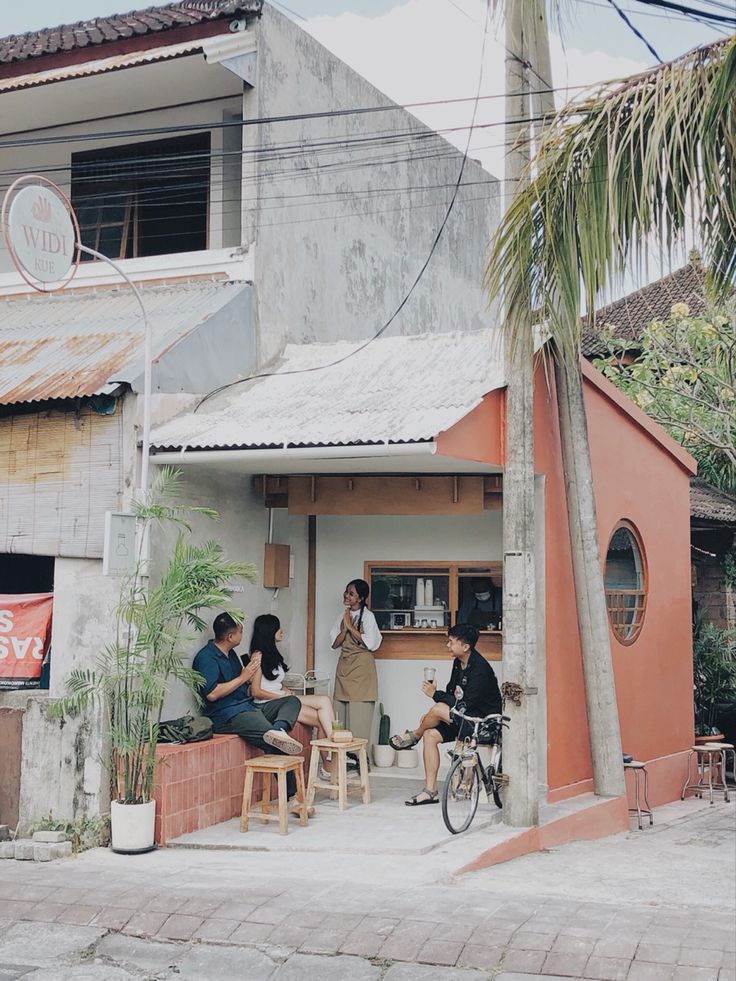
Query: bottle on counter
424,578,433,606
415,578,425,606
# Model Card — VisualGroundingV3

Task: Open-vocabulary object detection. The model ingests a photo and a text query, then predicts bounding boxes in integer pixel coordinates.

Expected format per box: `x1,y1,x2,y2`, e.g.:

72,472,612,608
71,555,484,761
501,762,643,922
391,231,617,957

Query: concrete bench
152,723,313,846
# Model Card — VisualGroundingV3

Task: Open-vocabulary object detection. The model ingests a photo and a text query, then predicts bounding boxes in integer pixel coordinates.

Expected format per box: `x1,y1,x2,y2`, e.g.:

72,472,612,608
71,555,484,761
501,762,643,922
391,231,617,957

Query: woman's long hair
249,614,289,680
346,578,370,632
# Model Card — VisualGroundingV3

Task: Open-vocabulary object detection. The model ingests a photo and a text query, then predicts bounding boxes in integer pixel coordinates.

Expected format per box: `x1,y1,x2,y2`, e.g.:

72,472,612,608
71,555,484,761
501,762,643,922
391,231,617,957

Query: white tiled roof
150,328,505,451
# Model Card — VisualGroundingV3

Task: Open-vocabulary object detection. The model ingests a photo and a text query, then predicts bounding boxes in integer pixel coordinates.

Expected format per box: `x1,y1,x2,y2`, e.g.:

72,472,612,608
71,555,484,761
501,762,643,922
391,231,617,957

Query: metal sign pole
77,244,152,498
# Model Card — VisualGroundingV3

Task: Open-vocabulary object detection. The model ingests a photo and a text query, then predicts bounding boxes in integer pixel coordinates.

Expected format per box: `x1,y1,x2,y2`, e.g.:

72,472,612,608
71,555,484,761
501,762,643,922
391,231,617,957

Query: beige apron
334,631,378,702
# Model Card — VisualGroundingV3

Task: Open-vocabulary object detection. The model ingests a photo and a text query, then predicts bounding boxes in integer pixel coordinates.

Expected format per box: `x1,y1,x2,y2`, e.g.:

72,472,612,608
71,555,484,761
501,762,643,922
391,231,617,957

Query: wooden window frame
364,560,502,661
71,133,211,261
604,520,648,646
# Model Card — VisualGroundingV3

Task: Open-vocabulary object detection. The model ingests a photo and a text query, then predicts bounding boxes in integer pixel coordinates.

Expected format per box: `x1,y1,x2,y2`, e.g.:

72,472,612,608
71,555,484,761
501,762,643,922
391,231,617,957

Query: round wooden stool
240,754,309,835
306,737,370,811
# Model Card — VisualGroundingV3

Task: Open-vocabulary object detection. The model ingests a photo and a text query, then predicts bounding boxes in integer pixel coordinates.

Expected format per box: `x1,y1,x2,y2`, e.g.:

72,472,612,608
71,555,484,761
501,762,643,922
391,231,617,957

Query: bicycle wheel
442,755,480,834
487,749,504,808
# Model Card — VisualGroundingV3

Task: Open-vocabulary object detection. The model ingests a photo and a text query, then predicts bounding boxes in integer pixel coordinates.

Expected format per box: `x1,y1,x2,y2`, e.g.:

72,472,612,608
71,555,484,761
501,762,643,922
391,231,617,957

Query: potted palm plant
51,467,256,853
693,620,736,741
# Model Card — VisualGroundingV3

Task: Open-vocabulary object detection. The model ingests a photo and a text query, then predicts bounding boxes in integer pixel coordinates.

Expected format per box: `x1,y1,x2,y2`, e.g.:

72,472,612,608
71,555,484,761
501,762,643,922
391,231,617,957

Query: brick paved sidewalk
0,800,733,980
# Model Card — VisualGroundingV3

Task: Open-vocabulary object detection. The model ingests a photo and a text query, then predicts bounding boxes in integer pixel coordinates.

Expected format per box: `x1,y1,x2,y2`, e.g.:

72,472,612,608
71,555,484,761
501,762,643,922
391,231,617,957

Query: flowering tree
595,302,736,494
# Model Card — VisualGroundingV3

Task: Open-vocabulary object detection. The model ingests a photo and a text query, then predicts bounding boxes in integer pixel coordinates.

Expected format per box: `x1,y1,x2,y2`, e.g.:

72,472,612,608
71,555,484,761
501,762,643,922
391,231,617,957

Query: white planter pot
396,748,419,768
110,799,156,854
372,744,396,768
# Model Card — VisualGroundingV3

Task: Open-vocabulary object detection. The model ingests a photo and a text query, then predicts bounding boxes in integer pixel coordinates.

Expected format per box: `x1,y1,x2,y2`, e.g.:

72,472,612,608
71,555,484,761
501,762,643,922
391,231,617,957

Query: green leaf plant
50,466,257,805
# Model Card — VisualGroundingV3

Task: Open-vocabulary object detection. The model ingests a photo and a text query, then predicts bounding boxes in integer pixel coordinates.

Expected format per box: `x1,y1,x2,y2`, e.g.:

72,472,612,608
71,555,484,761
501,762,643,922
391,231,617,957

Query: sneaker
263,730,303,755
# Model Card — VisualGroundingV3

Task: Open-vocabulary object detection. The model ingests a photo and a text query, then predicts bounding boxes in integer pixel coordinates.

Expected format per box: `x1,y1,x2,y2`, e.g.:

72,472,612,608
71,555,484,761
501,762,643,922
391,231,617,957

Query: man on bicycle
390,623,502,806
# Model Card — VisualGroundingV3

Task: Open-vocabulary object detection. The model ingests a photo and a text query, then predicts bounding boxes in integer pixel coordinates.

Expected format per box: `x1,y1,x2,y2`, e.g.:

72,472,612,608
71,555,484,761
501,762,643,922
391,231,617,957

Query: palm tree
486,31,736,797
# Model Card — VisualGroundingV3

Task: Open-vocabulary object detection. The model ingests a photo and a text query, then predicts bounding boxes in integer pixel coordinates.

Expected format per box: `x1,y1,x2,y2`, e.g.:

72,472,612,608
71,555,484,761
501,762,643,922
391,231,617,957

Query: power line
631,0,736,26
606,0,663,62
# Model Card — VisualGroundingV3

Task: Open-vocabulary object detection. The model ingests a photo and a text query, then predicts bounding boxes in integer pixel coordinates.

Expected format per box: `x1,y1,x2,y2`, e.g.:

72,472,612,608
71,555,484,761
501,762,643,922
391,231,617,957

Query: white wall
0,58,242,276
314,513,503,740
250,5,501,362
155,471,309,719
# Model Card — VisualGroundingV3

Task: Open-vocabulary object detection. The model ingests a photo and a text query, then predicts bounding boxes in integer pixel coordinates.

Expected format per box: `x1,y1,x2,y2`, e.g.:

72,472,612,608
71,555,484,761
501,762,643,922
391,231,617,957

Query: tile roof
583,262,708,358
0,1,262,66
0,280,248,405
690,478,736,526
150,328,506,451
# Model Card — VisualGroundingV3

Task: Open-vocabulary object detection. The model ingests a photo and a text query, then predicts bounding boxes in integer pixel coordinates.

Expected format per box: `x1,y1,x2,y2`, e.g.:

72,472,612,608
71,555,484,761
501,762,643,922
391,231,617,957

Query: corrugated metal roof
150,328,506,451
0,2,262,66
0,39,205,92
0,280,248,405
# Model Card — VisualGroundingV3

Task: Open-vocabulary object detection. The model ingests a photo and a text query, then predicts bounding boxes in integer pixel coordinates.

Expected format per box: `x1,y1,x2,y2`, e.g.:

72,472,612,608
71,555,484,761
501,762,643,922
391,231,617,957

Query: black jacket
433,648,502,717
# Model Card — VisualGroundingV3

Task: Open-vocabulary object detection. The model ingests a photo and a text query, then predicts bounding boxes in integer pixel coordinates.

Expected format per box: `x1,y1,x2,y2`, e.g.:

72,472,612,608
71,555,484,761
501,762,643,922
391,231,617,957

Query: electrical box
263,543,291,588
102,512,136,576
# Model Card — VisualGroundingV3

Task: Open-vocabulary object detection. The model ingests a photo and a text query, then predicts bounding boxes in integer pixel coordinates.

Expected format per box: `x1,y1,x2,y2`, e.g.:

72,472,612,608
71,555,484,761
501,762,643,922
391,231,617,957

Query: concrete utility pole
502,0,538,828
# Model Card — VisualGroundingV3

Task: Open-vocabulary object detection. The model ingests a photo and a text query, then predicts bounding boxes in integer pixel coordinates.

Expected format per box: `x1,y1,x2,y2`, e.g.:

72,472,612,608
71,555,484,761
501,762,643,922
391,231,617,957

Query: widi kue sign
0,593,53,689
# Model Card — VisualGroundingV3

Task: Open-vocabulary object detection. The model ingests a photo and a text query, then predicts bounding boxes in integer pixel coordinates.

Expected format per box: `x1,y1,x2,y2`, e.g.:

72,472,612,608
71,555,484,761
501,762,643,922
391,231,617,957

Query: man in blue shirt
194,612,302,761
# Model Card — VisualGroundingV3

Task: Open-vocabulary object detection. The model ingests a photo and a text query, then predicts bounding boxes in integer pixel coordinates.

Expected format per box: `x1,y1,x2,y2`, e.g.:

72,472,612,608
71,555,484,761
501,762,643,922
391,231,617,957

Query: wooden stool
681,744,731,805
624,760,653,829
306,737,370,811
240,755,309,835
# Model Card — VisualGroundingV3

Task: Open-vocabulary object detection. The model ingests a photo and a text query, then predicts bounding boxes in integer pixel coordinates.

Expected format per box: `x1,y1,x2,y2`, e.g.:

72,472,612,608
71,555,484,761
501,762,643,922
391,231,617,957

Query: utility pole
502,0,538,828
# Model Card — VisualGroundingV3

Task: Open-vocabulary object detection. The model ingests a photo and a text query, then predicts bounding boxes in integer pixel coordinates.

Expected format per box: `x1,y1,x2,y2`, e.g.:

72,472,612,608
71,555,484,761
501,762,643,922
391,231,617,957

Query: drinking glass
423,667,436,684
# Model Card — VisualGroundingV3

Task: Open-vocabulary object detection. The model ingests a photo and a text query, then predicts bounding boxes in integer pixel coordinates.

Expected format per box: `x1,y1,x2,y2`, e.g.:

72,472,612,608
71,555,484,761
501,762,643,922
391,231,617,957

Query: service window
365,561,502,660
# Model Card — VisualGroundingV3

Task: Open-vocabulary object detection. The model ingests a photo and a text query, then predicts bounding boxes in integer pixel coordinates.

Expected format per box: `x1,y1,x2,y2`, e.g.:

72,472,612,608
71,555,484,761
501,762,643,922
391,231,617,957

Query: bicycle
441,706,509,834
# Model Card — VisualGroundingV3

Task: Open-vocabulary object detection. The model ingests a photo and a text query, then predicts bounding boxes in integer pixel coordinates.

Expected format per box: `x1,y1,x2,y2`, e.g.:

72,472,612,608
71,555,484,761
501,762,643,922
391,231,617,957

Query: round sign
2,175,80,292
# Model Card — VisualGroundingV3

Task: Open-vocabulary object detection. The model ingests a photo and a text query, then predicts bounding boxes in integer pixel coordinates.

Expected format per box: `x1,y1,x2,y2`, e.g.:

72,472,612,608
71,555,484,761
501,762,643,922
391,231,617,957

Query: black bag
157,713,213,744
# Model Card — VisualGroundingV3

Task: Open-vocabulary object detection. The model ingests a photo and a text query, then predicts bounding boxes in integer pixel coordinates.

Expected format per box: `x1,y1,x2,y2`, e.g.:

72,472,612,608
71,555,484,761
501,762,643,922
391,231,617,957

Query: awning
0,279,252,405
0,40,207,93
150,328,506,472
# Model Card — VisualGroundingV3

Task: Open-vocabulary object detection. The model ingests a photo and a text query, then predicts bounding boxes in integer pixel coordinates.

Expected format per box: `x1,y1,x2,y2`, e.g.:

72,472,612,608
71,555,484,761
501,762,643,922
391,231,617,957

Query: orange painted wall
440,358,695,798
583,371,695,765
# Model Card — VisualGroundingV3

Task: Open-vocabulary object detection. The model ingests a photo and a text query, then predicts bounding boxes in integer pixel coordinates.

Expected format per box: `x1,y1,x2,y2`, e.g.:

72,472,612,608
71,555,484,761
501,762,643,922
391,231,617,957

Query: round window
604,522,647,645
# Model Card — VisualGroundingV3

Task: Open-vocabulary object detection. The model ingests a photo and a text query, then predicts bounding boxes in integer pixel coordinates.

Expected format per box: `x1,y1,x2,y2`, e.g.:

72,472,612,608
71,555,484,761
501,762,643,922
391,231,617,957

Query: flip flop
390,731,419,751
405,789,439,806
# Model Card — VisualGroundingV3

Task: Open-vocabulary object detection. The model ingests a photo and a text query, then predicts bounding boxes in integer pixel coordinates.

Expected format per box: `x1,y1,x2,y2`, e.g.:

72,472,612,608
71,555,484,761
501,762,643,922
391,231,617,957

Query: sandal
389,730,419,751
405,788,439,806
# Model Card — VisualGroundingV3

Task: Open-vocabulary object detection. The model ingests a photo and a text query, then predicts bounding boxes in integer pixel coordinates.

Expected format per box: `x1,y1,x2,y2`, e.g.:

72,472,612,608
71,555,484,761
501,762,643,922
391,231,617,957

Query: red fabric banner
0,593,53,689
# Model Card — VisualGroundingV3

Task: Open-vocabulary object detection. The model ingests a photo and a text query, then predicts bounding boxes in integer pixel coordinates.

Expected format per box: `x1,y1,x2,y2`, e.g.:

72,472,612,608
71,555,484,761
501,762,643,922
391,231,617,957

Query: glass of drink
423,667,436,684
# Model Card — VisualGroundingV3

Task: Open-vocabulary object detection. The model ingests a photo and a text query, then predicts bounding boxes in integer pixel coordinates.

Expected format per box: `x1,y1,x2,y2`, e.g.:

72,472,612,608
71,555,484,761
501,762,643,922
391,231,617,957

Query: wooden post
306,515,316,673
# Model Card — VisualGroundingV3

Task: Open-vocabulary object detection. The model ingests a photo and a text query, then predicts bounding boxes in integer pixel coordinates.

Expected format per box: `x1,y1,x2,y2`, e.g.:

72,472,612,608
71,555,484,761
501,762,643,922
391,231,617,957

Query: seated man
389,623,502,806
194,613,304,793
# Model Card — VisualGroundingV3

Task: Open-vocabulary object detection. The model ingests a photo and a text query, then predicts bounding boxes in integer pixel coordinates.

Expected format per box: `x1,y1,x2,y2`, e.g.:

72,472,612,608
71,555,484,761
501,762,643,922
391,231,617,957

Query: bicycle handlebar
450,708,510,724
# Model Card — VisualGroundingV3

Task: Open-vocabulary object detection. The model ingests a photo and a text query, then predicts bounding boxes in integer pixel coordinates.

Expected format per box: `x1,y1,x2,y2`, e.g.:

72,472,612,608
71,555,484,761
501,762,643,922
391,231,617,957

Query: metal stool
681,744,731,804
624,760,653,829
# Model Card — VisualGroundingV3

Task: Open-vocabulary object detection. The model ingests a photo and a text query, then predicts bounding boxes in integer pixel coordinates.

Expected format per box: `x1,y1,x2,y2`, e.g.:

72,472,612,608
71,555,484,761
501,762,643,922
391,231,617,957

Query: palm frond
486,35,736,359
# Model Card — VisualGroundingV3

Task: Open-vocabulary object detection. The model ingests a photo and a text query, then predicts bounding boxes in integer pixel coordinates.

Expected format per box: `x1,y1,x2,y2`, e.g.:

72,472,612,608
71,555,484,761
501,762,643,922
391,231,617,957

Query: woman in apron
330,578,382,745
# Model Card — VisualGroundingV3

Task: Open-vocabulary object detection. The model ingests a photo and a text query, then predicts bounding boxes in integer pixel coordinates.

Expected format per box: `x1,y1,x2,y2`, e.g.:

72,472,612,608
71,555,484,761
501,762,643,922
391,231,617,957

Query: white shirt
329,606,382,652
253,664,286,704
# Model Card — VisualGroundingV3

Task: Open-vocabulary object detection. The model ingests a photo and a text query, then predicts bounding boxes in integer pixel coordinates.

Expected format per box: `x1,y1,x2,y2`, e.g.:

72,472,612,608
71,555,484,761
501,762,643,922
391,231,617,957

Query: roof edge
581,357,697,476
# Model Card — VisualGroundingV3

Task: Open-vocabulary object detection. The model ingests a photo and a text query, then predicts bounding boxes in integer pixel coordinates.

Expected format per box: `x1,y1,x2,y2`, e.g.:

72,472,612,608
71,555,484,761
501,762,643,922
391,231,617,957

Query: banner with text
0,592,53,689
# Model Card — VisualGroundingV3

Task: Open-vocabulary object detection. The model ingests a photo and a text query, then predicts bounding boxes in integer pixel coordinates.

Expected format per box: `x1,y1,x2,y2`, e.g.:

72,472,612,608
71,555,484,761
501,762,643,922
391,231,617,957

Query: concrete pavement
0,797,733,980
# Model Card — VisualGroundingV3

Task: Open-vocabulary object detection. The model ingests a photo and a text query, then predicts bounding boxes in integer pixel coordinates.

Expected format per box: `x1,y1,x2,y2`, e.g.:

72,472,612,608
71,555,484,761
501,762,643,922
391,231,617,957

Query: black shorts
434,721,460,743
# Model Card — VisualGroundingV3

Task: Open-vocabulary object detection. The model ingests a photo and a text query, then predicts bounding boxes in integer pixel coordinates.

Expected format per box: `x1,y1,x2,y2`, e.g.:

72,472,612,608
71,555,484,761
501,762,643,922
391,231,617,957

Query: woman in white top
330,578,382,746
247,614,335,774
